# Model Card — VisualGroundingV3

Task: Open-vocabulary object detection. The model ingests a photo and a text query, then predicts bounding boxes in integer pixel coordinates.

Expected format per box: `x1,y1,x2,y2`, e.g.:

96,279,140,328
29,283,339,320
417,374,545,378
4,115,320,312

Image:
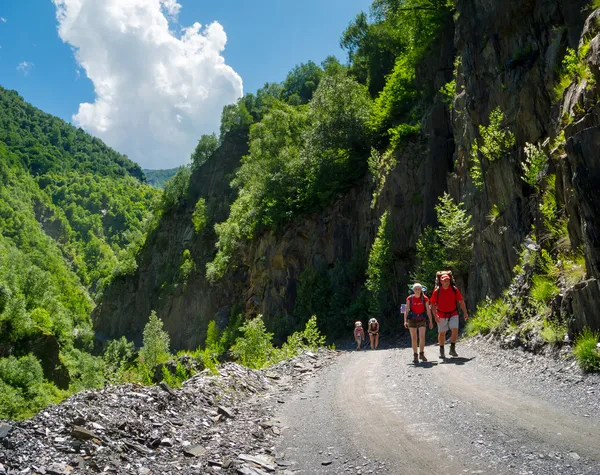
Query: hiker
368,318,380,350
354,321,365,351
403,283,434,363
429,271,469,359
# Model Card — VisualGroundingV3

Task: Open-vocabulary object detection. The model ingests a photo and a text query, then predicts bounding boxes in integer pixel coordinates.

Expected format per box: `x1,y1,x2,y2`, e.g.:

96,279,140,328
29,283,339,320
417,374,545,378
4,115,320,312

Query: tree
281,61,324,105
191,134,218,169
139,311,170,369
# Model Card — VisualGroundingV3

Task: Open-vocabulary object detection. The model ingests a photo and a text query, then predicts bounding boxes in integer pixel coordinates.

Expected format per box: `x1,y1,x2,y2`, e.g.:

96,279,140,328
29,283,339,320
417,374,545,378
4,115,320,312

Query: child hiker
354,321,365,351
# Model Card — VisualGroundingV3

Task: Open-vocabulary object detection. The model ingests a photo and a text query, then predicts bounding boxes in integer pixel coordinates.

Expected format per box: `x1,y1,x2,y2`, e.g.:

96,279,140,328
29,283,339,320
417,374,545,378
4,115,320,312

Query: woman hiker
403,283,434,363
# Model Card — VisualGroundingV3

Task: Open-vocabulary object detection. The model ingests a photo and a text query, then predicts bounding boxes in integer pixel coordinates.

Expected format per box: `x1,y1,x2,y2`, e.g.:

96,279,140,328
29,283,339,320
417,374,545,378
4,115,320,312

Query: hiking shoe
449,344,458,357
413,353,419,364
419,352,427,362
439,346,445,359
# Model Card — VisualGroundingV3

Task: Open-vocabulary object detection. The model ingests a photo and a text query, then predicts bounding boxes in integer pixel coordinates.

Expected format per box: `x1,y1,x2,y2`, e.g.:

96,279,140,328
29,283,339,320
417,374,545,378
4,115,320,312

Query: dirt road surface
275,341,600,475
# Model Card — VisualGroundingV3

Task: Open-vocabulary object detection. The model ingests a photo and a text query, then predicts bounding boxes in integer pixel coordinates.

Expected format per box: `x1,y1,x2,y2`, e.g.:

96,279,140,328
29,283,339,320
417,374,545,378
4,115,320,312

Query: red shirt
407,294,428,314
430,286,463,316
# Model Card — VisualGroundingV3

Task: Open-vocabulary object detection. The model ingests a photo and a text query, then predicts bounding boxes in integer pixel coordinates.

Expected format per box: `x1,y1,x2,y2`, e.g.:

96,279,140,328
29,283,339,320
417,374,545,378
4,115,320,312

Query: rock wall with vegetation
94,0,600,362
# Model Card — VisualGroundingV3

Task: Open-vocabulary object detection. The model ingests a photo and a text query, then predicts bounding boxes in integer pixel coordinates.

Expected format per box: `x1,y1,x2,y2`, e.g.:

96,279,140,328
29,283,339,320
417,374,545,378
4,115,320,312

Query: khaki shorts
437,315,459,333
407,319,426,329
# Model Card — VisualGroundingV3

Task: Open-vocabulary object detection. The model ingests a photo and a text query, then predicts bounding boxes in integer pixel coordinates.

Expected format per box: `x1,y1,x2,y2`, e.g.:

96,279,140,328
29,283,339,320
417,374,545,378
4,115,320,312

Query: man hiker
429,271,468,359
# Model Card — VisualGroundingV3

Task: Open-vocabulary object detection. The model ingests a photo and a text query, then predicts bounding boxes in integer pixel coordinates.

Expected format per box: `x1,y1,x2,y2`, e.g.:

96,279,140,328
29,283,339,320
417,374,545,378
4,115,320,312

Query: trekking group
353,270,469,362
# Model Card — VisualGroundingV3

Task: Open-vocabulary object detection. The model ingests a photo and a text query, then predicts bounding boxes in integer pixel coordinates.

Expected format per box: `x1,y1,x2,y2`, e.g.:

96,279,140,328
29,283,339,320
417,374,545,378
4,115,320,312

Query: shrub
439,79,456,107
103,336,135,384
477,107,515,162
540,319,567,345
180,249,195,283
521,143,547,191
139,311,171,370
574,328,600,372
368,148,397,209
465,297,509,336
554,43,593,101
366,211,393,317
232,316,274,369
192,198,208,234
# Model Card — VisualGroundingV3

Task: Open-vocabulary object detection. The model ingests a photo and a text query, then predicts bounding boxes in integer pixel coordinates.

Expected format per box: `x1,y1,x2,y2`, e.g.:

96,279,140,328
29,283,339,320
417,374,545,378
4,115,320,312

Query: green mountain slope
143,168,178,189
0,86,158,418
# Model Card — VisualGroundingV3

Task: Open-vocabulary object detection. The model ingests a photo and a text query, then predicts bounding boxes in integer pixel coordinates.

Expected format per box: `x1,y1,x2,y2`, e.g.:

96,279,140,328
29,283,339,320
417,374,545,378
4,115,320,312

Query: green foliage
465,297,509,336
368,148,397,208
487,203,500,224
470,107,515,190
143,168,178,189
160,166,191,213
439,79,456,108
554,43,594,101
281,61,324,105
103,336,135,384
160,362,191,389
475,107,515,162
180,249,196,283
366,211,394,317
0,354,66,420
208,75,372,281
540,319,567,345
413,193,473,289
192,198,208,234
139,311,171,370
530,275,559,306
341,0,453,97
574,328,600,372
370,53,419,133
61,349,105,392
294,266,332,329
232,316,275,369
232,315,327,369
388,123,421,150
470,151,484,190
522,142,548,191
191,134,219,169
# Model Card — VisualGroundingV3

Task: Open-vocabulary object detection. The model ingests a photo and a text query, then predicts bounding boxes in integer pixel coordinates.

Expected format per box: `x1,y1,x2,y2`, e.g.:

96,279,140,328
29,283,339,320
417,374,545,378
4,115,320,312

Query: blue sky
0,1,371,168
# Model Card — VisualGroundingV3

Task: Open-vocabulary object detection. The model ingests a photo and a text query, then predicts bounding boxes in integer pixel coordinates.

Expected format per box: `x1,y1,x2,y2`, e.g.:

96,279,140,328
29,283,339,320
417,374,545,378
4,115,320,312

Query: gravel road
275,339,600,475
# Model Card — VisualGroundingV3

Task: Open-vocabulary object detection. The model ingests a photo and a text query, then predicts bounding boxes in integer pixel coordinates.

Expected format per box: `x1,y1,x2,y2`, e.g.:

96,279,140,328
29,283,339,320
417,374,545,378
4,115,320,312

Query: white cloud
16,61,34,76
0,17,7,23
52,0,243,169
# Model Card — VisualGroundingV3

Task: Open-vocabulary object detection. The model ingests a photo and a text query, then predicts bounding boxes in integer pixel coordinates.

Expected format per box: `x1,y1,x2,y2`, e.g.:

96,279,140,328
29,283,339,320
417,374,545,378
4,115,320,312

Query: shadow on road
439,356,475,365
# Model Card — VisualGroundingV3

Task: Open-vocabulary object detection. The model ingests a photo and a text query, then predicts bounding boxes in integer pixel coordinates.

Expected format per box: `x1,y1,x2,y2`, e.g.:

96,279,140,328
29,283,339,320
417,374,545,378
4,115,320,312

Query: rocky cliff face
94,0,600,349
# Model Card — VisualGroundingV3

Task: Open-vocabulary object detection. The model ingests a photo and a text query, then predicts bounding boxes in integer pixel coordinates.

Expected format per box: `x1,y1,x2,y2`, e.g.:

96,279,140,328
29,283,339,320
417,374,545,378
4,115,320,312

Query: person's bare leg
418,327,426,352
375,333,379,349
409,328,418,353
450,327,459,344
369,333,375,349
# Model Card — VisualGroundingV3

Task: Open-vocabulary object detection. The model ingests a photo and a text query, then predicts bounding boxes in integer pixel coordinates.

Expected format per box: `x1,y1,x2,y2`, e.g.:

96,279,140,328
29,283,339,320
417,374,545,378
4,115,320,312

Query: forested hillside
143,168,178,189
0,86,158,418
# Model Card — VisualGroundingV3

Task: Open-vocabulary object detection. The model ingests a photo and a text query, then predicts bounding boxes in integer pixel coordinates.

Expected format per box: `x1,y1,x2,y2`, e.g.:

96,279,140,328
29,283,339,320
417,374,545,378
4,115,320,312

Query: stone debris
0,349,336,474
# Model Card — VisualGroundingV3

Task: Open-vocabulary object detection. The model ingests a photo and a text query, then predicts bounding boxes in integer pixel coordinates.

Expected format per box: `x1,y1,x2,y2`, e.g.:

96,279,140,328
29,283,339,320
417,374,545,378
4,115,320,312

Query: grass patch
574,328,600,372
530,275,559,306
466,297,509,336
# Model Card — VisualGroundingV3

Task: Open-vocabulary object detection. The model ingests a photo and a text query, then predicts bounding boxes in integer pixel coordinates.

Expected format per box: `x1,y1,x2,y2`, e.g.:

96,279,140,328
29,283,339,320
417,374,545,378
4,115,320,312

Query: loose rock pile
0,350,337,474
